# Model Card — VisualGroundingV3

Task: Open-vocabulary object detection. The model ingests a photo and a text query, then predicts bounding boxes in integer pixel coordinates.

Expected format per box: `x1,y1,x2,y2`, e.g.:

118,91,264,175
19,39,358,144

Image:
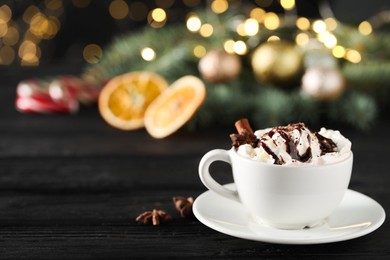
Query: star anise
172,196,194,219
135,209,172,225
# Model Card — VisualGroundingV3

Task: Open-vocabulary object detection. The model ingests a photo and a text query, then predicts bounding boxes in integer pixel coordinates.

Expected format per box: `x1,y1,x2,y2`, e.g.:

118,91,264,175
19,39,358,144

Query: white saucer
193,184,386,244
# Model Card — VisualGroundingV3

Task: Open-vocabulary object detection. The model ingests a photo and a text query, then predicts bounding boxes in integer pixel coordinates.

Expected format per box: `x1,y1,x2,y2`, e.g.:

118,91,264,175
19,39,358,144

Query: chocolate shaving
230,118,258,148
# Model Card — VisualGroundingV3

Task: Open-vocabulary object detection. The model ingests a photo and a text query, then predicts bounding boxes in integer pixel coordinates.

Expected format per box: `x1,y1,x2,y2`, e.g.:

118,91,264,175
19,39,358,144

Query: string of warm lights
133,0,379,65
181,0,370,64
0,0,385,66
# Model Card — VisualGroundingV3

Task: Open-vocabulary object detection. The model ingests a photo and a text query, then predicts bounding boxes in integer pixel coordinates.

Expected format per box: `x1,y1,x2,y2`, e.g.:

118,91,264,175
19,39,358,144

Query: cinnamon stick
234,118,253,135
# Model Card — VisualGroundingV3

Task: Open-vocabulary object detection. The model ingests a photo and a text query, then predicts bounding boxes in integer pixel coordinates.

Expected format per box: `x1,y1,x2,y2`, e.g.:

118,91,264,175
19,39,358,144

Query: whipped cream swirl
236,123,351,165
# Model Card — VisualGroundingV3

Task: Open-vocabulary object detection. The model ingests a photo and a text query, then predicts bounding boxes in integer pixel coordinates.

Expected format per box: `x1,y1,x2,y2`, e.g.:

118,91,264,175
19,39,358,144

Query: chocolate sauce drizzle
262,123,313,164
260,141,282,164
315,132,337,155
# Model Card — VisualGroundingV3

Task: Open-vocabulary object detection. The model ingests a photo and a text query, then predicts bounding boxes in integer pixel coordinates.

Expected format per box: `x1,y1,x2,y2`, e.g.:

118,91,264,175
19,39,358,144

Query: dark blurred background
0,0,387,67
0,0,388,131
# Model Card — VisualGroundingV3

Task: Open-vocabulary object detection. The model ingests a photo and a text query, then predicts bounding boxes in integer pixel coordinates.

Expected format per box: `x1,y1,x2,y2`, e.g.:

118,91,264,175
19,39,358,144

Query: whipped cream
236,123,352,165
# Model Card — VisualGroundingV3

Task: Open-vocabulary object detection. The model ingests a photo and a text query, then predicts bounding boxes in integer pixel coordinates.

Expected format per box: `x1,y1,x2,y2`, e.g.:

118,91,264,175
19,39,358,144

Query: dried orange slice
98,71,168,130
144,75,206,138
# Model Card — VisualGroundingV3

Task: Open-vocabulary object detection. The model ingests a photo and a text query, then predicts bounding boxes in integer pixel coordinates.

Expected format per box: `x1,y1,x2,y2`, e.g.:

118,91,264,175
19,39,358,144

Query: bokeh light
295,32,309,46
200,23,213,37
21,55,39,66
83,44,103,64
236,22,246,36
3,26,19,46
296,17,310,31
267,35,280,42
19,40,37,59
0,20,8,37
109,0,129,20
358,21,372,36
250,8,266,23
244,18,259,36
29,13,48,37
332,45,346,58
29,13,60,40
345,49,361,63
187,15,201,32
223,39,235,54
23,5,40,24
0,5,12,23
46,17,60,39
45,0,63,11
148,8,167,28
312,20,326,33
325,17,338,31
280,0,295,11
322,32,337,48
151,8,167,23
141,47,156,61
19,40,40,66
211,0,229,14
23,30,41,44
193,45,206,58
224,39,235,54
264,12,280,30
233,40,247,55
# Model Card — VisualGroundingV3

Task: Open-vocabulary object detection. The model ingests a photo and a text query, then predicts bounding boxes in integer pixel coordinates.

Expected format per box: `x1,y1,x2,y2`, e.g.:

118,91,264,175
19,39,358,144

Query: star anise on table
172,196,194,219
135,209,172,226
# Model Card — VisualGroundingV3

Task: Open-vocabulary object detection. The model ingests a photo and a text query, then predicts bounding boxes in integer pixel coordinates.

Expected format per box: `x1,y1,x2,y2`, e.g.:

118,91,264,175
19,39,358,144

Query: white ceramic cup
198,148,353,229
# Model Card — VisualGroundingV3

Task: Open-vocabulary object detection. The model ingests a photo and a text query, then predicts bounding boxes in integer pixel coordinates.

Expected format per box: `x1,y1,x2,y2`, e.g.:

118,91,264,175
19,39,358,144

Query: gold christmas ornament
301,67,345,101
251,41,303,87
198,49,242,83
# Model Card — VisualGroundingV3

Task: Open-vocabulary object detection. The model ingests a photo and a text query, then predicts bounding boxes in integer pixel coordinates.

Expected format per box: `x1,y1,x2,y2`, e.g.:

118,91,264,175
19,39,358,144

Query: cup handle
198,149,240,202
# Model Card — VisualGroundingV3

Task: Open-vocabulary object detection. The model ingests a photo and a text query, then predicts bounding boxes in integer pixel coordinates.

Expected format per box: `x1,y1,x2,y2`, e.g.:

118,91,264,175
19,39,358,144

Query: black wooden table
0,67,389,259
